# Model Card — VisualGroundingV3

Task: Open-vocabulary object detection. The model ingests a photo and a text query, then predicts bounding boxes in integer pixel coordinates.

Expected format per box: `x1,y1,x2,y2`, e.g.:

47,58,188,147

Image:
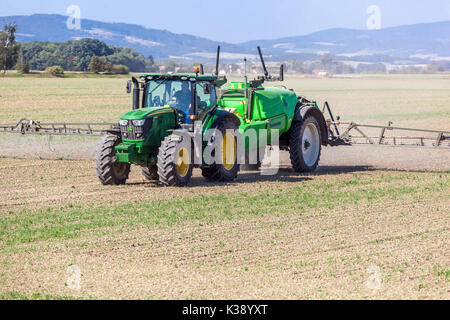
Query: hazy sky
2,0,450,42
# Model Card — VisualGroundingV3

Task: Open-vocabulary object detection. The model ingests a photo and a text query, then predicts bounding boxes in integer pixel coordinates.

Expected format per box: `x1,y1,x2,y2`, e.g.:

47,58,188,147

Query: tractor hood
120,106,174,120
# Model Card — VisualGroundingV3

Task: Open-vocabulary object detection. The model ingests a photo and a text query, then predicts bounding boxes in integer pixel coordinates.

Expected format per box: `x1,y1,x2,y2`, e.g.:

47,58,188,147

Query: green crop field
0,74,449,299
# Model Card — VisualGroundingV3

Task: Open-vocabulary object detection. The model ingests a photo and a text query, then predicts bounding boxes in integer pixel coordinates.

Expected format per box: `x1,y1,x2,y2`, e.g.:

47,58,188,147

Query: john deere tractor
94,46,328,186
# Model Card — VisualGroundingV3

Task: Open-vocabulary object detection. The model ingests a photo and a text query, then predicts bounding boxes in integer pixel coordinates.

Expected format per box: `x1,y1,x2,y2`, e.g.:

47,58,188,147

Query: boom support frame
0,118,118,136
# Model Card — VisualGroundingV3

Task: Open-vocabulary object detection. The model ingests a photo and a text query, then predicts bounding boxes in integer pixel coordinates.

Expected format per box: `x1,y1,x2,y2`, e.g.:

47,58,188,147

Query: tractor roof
140,73,219,81
139,73,227,87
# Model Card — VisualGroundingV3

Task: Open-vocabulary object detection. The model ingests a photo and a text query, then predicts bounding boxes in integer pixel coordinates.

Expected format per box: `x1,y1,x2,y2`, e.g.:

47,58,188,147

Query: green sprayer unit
1,46,449,186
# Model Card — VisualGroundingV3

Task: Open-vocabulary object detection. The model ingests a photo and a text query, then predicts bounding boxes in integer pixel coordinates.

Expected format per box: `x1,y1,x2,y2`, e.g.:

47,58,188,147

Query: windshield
145,79,192,116
144,79,217,123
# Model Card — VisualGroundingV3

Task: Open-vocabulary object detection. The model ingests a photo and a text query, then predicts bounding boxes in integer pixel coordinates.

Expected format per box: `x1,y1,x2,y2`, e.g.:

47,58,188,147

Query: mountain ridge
2,14,450,63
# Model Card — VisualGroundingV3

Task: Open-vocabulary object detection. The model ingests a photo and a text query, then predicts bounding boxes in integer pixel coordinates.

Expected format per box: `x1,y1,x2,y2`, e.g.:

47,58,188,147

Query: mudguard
209,108,241,130
294,105,329,145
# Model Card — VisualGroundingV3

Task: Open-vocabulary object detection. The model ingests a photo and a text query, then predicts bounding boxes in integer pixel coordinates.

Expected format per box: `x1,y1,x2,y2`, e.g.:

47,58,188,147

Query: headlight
132,119,146,126
119,119,128,126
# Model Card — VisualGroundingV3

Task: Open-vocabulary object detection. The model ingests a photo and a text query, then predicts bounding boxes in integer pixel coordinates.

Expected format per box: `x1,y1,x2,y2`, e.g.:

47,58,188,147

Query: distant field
1,73,449,125
0,74,448,299
0,76,130,123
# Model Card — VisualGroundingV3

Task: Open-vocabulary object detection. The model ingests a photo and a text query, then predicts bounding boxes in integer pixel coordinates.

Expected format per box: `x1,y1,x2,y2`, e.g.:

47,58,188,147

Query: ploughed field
0,74,448,299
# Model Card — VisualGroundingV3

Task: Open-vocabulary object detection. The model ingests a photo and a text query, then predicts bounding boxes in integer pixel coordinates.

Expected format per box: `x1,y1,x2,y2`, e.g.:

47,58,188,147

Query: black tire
141,165,159,181
94,133,130,185
201,117,240,182
289,116,322,172
157,134,193,186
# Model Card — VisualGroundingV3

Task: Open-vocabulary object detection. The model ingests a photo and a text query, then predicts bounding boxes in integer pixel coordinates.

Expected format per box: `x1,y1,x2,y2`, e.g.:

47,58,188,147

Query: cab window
196,82,216,120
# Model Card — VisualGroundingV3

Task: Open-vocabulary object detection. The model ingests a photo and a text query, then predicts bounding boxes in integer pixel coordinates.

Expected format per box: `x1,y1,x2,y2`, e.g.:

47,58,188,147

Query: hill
2,14,450,63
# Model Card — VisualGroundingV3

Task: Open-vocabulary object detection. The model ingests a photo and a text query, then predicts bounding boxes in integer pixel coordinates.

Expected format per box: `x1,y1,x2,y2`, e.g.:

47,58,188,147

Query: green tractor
94,46,328,186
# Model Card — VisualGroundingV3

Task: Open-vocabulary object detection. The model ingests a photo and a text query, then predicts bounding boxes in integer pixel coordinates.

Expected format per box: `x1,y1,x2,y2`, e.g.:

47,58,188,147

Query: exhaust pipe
132,77,140,110
257,46,269,78
215,46,221,76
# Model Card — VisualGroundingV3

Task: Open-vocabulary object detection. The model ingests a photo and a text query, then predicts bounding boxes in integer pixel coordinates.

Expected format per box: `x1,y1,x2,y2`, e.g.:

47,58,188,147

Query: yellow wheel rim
222,132,236,171
176,147,190,178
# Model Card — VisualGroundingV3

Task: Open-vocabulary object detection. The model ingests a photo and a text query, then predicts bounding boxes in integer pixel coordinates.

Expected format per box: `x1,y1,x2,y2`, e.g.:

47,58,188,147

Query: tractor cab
134,74,221,126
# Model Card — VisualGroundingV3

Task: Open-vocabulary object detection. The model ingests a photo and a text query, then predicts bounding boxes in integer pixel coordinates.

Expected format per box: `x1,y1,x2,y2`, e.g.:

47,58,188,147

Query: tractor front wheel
157,134,193,186
95,133,130,185
289,116,322,172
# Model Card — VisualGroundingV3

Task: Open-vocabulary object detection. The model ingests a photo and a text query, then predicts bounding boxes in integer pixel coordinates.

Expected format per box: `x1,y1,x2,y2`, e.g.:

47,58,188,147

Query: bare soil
0,147,448,299
0,146,448,210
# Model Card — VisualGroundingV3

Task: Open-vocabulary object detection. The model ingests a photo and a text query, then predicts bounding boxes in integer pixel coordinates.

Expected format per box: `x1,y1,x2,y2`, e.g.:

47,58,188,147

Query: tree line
20,38,156,73
0,23,157,74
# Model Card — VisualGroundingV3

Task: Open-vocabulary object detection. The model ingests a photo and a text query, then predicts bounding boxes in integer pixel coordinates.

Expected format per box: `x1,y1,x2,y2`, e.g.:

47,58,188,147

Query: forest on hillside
20,38,156,72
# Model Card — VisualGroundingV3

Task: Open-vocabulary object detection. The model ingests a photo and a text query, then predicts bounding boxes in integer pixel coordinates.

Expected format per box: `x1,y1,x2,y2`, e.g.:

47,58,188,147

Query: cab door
196,81,217,123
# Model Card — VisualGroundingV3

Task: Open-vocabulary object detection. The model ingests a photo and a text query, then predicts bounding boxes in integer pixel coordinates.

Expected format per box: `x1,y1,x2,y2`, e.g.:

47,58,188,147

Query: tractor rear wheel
289,116,322,172
95,133,130,185
157,134,193,186
141,165,159,181
202,117,240,182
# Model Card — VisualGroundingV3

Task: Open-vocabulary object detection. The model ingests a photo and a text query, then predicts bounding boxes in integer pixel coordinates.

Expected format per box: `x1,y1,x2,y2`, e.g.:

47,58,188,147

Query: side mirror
203,83,211,95
279,64,284,81
126,80,131,94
